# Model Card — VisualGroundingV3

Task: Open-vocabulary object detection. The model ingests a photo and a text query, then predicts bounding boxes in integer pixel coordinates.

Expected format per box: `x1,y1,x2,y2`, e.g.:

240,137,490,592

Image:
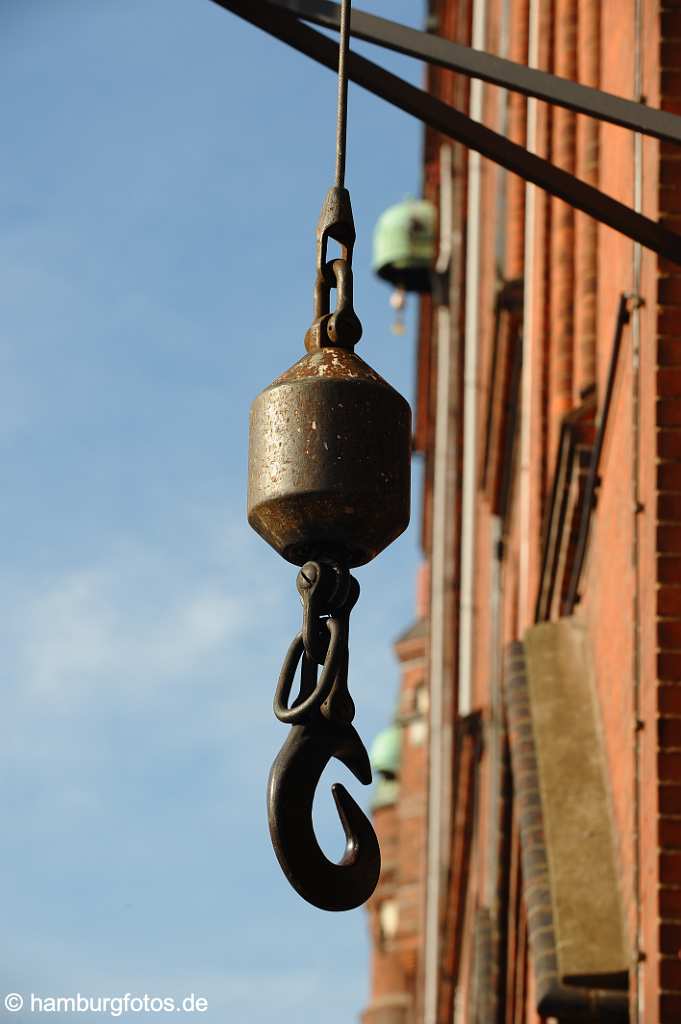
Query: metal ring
273,619,342,724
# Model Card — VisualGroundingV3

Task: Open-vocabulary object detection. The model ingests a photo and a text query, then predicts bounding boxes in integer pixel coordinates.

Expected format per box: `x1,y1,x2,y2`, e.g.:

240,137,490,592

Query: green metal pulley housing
369,723,402,780
369,723,402,811
372,198,437,294
248,189,411,570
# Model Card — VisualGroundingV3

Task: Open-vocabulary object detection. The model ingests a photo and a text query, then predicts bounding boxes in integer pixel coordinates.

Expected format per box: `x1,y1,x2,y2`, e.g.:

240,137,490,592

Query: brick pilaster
654,11,681,1022
549,0,578,461
574,0,600,399
506,0,529,281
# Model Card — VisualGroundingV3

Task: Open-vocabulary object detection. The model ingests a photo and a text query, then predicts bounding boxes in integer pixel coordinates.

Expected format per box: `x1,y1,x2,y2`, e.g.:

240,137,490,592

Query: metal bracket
564,294,632,613
215,0,681,266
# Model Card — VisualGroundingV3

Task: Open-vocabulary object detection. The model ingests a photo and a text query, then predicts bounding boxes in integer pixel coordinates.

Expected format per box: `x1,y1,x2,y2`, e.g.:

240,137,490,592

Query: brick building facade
362,1,681,1022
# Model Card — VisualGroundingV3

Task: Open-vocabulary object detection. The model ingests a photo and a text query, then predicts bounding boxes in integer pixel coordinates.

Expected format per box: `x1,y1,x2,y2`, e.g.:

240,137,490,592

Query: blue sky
1,2,423,1021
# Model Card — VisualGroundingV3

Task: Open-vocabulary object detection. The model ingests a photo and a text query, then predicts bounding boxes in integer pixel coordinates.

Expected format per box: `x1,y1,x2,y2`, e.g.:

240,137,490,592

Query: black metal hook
268,559,378,910
267,713,381,911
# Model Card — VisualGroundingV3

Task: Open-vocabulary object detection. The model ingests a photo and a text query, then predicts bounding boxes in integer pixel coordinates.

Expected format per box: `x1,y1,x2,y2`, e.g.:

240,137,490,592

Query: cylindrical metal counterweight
248,347,411,567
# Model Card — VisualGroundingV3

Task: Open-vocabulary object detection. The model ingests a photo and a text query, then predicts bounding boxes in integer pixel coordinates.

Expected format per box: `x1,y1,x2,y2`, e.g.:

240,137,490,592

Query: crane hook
267,713,380,912
267,559,381,911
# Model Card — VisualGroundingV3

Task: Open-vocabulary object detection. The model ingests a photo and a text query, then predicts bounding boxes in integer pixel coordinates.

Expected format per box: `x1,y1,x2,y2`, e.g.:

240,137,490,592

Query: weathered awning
505,620,629,1020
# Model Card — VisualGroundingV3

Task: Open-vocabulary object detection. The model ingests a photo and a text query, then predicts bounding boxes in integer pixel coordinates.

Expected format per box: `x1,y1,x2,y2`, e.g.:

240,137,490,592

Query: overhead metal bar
265,0,681,147
214,0,681,266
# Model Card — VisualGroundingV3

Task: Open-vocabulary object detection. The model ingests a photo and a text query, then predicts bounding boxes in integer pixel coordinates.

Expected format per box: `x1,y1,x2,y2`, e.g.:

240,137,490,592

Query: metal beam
214,0,681,267
266,0,681,147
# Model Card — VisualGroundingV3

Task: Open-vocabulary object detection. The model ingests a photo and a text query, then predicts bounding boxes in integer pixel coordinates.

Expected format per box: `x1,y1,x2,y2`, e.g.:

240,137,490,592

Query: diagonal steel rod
213,0,681,266
264,0,681,147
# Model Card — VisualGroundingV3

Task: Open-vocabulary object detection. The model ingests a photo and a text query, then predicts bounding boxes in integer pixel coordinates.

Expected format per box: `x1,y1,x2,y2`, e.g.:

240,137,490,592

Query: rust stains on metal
248,347,411,567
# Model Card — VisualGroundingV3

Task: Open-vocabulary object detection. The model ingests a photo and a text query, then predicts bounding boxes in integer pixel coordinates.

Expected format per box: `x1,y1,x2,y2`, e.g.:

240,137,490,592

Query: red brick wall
361,2,681,1022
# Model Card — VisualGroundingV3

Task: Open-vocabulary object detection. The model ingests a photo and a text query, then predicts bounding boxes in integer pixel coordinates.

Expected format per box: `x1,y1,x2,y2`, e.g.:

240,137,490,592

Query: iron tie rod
264,0,681,147
215,0,681,267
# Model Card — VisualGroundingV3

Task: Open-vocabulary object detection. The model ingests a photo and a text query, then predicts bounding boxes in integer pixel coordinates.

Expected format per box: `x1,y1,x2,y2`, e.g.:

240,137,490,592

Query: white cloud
12,563,244,705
